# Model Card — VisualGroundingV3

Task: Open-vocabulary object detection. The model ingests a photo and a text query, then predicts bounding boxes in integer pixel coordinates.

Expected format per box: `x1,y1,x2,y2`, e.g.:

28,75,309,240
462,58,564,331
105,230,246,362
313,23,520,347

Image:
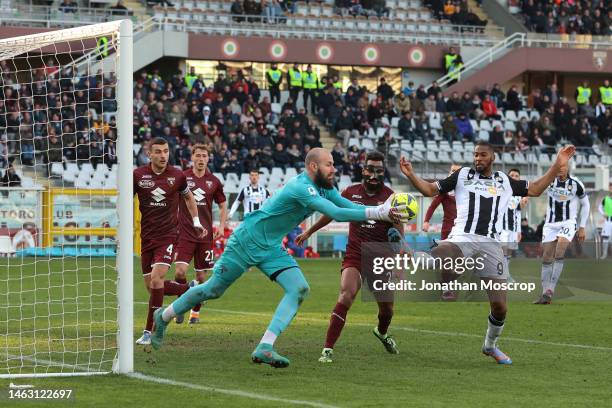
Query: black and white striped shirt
502,196,522,233
436,167,529,240
230,184,271,217
545,176,589,227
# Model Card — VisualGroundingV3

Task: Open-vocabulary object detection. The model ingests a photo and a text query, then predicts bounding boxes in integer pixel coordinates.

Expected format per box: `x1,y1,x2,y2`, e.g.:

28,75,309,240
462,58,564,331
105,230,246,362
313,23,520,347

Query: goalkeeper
153,148,411,368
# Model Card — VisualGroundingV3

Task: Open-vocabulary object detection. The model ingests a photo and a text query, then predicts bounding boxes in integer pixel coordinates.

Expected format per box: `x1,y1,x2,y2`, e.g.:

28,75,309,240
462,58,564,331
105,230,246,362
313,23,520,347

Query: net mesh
0,21,125,376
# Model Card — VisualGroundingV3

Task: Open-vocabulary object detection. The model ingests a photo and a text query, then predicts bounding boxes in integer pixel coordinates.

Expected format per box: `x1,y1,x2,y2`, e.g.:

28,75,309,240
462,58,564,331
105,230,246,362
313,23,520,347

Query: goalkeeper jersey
236,172,368,249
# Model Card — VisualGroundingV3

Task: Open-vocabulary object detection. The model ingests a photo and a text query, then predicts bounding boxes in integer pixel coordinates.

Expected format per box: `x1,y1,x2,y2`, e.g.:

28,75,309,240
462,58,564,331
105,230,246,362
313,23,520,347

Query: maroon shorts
141,238,176,276
341,255,361,272
174,239,214,271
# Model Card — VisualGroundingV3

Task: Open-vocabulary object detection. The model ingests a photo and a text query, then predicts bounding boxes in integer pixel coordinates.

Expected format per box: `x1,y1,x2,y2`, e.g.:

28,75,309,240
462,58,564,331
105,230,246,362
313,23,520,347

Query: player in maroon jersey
296,151,404,363
422,163,459,240
133,137,206,346
422,164,459,300
174,144,228,324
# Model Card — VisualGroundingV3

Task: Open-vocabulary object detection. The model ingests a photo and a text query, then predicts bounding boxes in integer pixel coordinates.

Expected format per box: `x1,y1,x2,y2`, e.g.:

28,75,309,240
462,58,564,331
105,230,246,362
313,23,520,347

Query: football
391,193,419,221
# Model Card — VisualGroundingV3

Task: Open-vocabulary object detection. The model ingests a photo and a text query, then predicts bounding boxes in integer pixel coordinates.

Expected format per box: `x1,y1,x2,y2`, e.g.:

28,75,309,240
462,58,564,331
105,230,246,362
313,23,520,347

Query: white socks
162,304,176,322
260,329,278,346
549,258,564,294
541,262,553,294
602,239,609,259
484,314,505,350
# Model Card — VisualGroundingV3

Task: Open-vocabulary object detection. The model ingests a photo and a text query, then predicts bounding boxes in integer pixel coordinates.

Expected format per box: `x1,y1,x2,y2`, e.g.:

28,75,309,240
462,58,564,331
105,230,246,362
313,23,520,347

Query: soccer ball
391,193,418,221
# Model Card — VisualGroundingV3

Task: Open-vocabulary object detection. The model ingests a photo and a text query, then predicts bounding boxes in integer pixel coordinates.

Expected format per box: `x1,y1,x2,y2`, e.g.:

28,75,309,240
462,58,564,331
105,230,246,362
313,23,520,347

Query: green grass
1,257,612,407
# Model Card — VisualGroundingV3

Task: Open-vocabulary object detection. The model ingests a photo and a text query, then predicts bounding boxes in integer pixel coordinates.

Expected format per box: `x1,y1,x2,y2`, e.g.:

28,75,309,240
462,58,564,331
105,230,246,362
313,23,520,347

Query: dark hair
150,137,168,147
508,168,520,175
474,141,493,152
365,151,385,163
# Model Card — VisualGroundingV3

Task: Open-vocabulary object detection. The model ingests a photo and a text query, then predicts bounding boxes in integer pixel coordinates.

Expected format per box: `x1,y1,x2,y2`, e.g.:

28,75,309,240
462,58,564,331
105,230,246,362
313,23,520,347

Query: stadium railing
0,3,139,27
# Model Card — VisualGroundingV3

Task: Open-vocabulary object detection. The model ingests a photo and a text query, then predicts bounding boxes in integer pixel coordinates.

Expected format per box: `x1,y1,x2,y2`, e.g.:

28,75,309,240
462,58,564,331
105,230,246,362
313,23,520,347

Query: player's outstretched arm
527,145,576,197
183,190,207,239
307,195,409,224
295,215,333,246
399,156,439,197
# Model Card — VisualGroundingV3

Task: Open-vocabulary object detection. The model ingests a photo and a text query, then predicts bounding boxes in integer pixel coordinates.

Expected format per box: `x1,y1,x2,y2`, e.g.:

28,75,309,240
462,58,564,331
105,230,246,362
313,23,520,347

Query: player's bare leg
482,283,511,364
320,267,360,363
431,242,464,301
189,269,211,323
372,301,398,354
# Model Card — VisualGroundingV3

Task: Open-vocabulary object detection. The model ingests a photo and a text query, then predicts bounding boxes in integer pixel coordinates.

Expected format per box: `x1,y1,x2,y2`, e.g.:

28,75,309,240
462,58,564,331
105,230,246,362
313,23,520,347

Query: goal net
0,20,133,378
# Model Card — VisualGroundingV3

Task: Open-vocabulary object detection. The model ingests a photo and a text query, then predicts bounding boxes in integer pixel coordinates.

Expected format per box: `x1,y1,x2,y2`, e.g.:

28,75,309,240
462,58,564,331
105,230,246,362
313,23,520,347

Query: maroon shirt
178,169,226,242
343,183,394,260
423,193,456,235
133,164,188,247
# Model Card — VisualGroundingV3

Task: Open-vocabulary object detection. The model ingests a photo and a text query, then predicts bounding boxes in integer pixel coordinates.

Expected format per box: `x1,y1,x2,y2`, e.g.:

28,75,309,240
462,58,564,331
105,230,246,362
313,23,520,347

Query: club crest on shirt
187,181,196,188
167,177,175,186
138,179,154,188
206,181,213,189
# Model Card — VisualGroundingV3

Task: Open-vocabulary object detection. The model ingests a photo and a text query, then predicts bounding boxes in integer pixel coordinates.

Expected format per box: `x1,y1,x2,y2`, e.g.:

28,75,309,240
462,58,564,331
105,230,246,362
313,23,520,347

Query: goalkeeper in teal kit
153,148,409,368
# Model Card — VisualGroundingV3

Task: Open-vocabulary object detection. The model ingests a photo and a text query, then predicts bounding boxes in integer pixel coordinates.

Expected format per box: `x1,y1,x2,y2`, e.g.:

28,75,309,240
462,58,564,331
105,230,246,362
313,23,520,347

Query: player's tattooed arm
183,190,207,239
527,145,576,197
295,215,333,246
399,156,439,197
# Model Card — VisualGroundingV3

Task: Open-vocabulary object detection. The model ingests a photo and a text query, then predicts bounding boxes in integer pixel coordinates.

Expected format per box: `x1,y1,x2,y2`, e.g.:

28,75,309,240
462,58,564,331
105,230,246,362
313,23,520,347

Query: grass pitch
1,257,611,407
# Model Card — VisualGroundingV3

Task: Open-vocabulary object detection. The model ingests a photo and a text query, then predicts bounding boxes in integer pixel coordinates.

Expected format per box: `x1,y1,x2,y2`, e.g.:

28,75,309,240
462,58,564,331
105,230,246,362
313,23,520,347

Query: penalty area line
127,372,340,408
134,302,612,352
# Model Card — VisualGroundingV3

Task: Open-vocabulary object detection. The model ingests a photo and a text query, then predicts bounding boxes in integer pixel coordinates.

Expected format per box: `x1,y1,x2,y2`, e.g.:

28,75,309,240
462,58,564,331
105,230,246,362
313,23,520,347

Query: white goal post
0,20,133,378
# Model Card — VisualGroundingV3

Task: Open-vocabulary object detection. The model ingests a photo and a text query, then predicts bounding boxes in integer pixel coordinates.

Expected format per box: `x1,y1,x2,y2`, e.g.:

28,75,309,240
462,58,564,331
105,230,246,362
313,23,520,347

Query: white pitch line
127,372,340,408
133,301,612,352
2,353,339,408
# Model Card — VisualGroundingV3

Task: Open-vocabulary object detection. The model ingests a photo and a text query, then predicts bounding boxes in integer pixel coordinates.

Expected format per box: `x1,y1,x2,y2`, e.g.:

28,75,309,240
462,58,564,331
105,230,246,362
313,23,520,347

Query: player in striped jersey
400,142,576,364
534,166,590,304
228,170,270,219
499,168,528,282
599,186,612,259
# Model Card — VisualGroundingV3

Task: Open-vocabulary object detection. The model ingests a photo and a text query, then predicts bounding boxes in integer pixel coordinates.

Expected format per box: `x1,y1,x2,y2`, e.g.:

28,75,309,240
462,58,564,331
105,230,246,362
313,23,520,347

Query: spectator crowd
515,0,611,35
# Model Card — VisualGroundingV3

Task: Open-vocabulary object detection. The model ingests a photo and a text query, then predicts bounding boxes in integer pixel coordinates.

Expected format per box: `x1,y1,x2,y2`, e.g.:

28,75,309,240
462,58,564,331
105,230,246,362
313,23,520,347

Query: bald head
306,147,336,189
305,147,329,167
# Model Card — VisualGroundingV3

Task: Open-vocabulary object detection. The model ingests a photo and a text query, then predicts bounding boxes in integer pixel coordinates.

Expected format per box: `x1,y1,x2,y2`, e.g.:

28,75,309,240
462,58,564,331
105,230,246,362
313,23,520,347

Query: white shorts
542,220,577,243
499,230,519,250
602,221,612,239
442,233,508,280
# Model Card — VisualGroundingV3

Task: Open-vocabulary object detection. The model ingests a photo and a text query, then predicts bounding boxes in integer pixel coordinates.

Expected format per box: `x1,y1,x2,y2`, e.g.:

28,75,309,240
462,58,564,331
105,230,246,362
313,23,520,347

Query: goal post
0,20,133,378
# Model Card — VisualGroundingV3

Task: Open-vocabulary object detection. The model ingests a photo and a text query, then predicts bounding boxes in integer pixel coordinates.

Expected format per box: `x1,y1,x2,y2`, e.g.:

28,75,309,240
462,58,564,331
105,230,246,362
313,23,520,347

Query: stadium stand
510,0,611,36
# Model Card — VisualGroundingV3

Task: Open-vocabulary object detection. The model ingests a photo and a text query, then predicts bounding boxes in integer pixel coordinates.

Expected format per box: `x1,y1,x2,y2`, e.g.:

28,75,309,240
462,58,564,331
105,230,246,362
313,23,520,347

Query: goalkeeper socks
541,262,553,294
163,280,189,296
146,287,164,331
266,267,310,340
550,258,564,294
171,274,232,316
324,302,349,349
484,313,505,350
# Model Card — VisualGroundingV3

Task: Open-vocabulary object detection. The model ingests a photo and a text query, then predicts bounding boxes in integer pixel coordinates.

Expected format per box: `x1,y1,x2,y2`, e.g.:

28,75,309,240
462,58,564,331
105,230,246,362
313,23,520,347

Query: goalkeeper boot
482,345,512,365
373,327,399,354
136,330,151,346
151,308,169,350
251,343,290,368
318,348,334,363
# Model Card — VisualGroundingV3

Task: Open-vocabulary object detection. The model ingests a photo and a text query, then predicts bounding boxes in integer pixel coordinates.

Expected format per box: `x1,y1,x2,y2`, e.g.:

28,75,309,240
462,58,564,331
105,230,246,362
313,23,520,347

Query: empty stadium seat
477,130,489,141
505,110,518,122
50,162,64,177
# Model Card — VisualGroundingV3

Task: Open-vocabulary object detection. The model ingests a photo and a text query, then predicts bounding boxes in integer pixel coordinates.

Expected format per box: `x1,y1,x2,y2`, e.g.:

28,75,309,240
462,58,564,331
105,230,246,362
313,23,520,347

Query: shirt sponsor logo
138,179,155,188
142,174,152,179
151,187,167,204
464,179,505,194
352,194,363,199
192,188,206,204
